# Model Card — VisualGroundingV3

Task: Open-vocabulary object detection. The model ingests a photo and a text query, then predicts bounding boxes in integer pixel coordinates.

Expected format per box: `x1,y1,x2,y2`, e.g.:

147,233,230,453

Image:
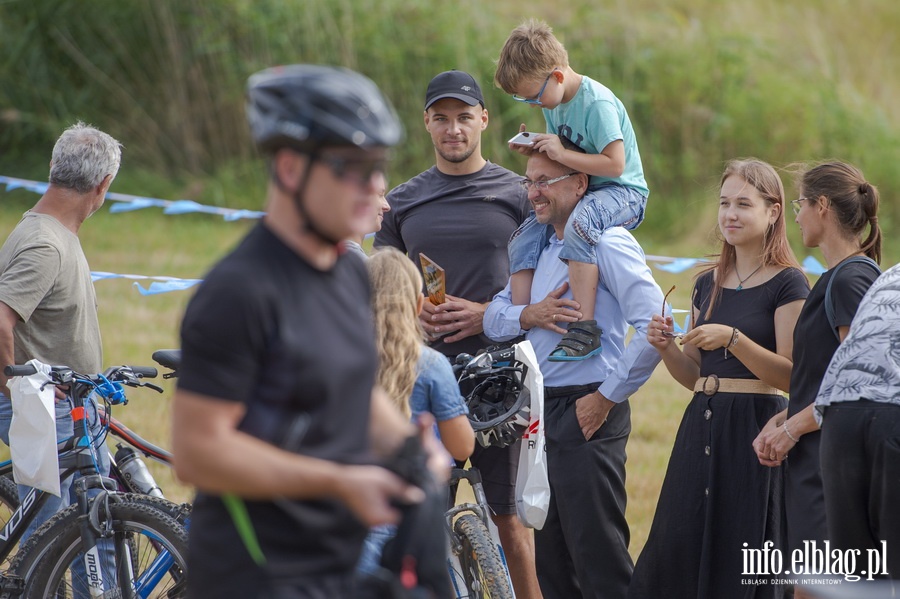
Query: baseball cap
424,70,485,110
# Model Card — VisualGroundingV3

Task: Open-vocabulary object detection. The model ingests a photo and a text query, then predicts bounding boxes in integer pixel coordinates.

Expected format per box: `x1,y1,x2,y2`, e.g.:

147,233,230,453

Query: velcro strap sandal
548,320,603,362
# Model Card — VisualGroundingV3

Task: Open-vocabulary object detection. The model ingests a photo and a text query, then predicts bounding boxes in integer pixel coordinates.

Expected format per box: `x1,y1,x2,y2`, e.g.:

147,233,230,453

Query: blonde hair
701,158,803,319
368,247,425,418
495,18,569,94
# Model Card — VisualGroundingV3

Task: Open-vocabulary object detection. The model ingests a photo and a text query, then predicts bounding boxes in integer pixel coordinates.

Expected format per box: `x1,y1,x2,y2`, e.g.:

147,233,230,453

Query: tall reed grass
0,0,898,553
1,0,897,240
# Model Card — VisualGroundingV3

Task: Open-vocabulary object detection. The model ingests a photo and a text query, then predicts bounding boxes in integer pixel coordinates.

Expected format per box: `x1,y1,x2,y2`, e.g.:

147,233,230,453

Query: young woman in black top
632,159,809,599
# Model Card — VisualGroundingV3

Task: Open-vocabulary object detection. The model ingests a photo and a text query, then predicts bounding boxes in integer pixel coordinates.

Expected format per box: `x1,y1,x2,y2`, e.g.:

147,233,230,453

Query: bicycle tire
451,513,514,599
10,493,188,581
0,473,19,568
0,474,18,510
11,498,188,599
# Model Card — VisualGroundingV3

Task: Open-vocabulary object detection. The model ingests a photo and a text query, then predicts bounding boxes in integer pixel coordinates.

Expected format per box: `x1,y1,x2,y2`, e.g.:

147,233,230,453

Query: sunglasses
661,285,684,339
318,154,387,187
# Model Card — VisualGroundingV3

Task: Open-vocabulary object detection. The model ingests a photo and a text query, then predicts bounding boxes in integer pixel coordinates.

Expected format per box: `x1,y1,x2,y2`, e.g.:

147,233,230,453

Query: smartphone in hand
508,131,541,146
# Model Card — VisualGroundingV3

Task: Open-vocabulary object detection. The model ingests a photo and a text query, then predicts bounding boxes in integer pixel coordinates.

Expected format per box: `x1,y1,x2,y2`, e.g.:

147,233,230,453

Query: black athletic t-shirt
178,223,377,590
375,162,530,357
788,259,879,415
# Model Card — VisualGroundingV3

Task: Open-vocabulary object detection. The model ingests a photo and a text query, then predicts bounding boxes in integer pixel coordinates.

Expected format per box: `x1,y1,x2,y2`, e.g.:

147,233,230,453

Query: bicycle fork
74,476,127,599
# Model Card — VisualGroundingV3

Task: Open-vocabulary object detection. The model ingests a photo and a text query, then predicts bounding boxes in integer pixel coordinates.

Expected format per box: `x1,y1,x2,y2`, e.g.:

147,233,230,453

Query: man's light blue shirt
484,228,662,402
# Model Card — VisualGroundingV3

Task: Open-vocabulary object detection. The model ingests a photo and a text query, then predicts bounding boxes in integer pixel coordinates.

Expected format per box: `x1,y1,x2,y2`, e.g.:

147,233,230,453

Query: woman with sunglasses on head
631,159,809,599
753,161,881,595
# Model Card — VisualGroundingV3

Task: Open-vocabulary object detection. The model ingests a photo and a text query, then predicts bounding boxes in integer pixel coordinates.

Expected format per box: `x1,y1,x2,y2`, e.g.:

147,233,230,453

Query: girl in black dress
752,162,881,597
630,159,809,599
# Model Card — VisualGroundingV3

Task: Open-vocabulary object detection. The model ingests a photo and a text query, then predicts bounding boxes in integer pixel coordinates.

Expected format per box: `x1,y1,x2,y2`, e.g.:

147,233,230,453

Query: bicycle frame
0,464,79,559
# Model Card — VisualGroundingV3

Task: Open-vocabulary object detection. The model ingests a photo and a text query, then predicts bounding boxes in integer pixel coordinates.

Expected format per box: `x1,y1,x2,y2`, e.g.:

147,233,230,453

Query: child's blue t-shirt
409,345,469,422
543,75,649,197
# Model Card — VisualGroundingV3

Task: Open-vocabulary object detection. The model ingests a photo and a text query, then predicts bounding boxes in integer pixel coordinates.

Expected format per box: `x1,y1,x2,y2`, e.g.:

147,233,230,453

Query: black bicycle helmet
459,354,532,449
246,64,403,154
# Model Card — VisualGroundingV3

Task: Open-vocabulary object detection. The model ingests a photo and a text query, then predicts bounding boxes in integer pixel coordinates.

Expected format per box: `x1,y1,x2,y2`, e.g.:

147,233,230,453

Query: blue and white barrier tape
0,175,265,221
4,175,829,294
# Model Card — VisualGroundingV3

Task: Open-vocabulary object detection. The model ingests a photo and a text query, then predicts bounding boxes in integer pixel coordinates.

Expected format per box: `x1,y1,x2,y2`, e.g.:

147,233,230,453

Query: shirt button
704,409,712,420
705,488,709,497
705,445,711,456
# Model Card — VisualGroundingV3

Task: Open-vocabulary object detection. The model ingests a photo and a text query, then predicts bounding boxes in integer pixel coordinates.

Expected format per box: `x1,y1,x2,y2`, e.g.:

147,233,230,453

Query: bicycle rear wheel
451,513,514,599
12,498,188,599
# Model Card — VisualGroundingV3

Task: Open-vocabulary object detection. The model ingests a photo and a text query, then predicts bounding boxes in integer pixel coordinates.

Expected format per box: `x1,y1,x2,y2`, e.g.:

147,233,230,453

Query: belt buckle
702,374,720,396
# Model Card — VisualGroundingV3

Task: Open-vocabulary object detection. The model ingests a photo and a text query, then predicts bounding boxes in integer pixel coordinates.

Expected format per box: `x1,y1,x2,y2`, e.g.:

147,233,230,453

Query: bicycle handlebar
4,364,163,395
453,345,518,378
4,364,38,377
128,366,158,379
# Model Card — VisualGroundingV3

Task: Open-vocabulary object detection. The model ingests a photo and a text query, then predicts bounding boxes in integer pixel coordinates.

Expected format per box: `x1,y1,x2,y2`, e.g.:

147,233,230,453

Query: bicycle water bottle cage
95,376,127,405
461,359,531,449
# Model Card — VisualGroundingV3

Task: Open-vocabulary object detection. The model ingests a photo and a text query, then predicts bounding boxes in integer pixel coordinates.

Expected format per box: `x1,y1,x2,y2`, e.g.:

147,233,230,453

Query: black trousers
536,383,633,599
820,400,900,581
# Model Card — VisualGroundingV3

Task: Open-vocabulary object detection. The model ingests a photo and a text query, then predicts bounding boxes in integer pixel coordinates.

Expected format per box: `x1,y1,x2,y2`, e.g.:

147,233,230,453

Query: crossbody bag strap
824,256,881,340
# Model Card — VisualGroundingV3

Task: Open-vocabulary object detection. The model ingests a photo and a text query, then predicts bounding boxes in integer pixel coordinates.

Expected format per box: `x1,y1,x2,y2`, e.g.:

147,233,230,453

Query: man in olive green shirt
0,121,121,539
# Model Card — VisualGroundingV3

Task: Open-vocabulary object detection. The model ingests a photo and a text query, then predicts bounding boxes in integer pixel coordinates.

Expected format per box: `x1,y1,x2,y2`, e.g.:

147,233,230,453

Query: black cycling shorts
458,439,521,515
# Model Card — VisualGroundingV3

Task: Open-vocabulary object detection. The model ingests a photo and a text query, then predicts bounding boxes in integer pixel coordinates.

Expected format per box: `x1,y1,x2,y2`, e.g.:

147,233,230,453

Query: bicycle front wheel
451,513,514,599
0,473,19,568
13,498,188,599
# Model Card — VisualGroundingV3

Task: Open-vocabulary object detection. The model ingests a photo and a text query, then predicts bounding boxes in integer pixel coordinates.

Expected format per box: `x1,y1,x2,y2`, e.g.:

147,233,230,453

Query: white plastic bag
514,341,549,529
9,359,60,496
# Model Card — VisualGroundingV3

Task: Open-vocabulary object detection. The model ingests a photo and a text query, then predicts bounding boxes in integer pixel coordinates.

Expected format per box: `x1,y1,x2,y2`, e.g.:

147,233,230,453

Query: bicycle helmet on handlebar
246,64,403,155
458,353,531,449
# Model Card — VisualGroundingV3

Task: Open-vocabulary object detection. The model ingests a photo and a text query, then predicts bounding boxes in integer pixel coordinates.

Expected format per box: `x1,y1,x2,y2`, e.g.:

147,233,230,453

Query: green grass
7,184,880,557
0,187,682,554
0,190,252,507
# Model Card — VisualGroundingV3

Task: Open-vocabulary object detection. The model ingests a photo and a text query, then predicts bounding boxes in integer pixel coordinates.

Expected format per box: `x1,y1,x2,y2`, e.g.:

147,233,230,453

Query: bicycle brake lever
142,382,164,393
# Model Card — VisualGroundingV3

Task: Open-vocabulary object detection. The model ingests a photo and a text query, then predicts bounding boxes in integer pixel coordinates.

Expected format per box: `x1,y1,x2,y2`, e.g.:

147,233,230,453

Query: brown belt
693,374,782,396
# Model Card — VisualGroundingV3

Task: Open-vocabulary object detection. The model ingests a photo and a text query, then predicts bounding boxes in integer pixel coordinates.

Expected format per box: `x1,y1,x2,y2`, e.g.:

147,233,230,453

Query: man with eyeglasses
485,144,663,599
374,70,542,598
172,65,444,598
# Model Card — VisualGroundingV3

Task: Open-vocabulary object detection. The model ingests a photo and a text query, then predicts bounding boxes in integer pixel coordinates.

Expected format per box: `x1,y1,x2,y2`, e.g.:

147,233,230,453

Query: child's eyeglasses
511,71,555,105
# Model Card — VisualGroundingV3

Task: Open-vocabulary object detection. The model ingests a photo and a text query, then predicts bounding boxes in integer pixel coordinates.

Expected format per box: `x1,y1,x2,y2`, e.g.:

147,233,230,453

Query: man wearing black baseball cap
375,71,542,599
424,69,485,110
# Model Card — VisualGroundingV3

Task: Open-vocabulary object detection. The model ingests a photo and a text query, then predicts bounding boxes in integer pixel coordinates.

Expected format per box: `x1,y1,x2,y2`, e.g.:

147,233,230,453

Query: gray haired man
0,121,121,539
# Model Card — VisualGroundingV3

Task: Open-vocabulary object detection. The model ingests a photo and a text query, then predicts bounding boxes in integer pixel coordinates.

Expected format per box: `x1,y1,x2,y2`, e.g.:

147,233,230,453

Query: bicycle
0,374,190,571
0,362,188,598
445,347,530,599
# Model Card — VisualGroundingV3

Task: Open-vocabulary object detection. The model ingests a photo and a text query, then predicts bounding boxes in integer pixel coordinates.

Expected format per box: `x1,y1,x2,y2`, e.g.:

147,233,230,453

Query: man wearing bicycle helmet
374,70,542,599
172,65,438,598
485,146,663,599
